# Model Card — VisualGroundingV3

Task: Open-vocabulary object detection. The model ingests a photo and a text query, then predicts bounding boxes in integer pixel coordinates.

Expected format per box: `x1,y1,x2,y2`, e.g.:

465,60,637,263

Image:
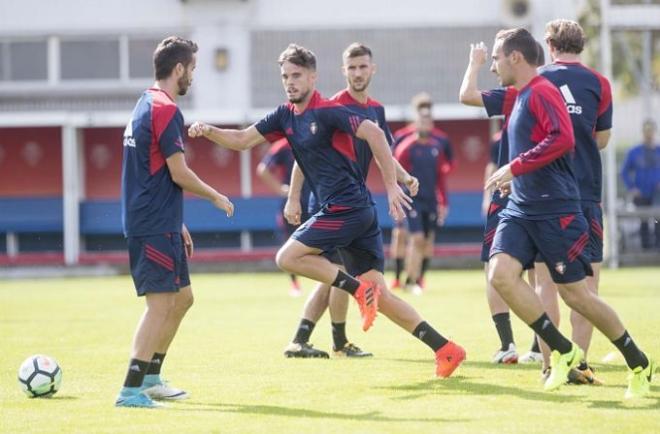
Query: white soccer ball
17,355,62,398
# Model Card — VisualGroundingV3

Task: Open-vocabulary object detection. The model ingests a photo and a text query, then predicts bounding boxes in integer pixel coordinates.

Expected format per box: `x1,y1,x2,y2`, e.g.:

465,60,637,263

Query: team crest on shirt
555,262,566,275
310,122,318,135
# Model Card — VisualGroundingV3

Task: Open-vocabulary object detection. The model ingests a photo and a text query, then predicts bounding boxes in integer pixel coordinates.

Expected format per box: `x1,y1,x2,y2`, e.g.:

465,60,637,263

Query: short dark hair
545,19,585,54
343,43,372,60
278,44,317,71
495,28,538,65
153,36,198,80
534,41,545,66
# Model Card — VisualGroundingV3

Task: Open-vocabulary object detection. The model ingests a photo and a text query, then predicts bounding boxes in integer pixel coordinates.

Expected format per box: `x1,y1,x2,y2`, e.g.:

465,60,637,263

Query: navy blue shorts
481,201,505,262
582,201,604,263
127,233,190,296
489,214,593,284
292,205,384,276
405,202,437,236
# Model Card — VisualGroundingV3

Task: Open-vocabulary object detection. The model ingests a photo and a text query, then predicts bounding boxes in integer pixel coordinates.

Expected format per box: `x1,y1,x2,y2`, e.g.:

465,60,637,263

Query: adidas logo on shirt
559,85,583,115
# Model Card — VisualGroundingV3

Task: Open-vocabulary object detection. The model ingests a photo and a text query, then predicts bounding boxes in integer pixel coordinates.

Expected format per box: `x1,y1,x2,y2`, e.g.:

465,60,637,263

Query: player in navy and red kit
257,137,312,296
189,44,465,377
459,40,544,364
484,28,652,397
394,111,448,295
529,19,614,384
283,44,420,359
390,93,454,290
117,37,234,408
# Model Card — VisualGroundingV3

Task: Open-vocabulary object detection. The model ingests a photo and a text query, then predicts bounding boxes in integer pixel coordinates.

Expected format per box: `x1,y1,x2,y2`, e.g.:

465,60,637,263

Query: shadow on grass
48,395,80,400
390,358,630,374
170,401,469,423
587,396,660,411
380,377,581,403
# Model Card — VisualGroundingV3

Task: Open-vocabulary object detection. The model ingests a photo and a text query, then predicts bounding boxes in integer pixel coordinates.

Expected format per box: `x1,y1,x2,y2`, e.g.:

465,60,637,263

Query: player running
116,36,234,408
484,28,654,398
283,43,419,359
189,44,465,377
459,40,545,364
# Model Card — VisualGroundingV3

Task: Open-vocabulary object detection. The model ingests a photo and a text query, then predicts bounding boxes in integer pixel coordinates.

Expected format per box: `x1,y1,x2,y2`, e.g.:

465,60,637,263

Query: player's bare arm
181,223,193,258
283,161,305,226
356,119,412,220
394,159,419,197
257,162,289,197
459,42,488,107
166,152,234,217
482,161,497,215
188,123,265,151
595,129,611,150
484,163,513,193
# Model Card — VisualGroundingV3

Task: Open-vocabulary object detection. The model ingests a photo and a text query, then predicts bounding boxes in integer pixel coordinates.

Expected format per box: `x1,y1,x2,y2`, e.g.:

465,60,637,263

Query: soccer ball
17,355,62,398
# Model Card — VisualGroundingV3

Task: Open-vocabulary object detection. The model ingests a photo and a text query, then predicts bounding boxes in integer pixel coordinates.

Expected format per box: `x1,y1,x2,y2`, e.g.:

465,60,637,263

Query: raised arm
188,123,266,151
356,120,412,220
459,42,488,107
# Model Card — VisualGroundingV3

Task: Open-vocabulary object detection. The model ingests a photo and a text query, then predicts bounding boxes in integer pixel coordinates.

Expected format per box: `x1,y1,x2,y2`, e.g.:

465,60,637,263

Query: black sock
292,319,316,344
492,313,514,351
395,258,404,280
529,313,572,354
420,258,430,280
290,274,297,283
331,322,348,350
412,321,448,352
405,276,413,285
146,352,166,375
331,270,360,295
530,335,540,353
612,331,649,370
123,358,150,388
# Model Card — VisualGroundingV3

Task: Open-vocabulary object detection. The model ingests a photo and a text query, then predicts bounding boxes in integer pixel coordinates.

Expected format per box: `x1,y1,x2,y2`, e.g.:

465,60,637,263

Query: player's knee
178,291,194,312
275,247,294,273
488,264,515,293
557,283,589,311
147,294,177,316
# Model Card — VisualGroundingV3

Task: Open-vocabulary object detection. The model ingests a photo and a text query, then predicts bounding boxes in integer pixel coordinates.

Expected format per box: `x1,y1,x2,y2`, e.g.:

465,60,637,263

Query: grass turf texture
0,268,658,433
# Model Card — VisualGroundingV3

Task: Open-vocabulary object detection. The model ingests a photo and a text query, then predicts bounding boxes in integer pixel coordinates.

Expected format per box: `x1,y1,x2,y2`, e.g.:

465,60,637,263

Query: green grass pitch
1,268,658,433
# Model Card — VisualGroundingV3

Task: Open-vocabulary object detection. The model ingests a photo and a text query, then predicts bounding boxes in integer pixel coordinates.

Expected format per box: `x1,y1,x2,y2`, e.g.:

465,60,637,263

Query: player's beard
177,72,192,96
350,76,371,93
288,88,310,104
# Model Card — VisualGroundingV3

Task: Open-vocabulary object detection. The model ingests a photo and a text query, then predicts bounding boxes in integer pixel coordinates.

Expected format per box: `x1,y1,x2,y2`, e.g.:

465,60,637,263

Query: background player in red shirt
390,93,453,290
394,111,449,295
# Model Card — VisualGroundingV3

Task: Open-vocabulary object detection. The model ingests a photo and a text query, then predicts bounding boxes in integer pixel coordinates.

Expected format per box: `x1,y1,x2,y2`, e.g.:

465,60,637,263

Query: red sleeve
394,135,414,172
510,85,575,176
435,148,448,206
